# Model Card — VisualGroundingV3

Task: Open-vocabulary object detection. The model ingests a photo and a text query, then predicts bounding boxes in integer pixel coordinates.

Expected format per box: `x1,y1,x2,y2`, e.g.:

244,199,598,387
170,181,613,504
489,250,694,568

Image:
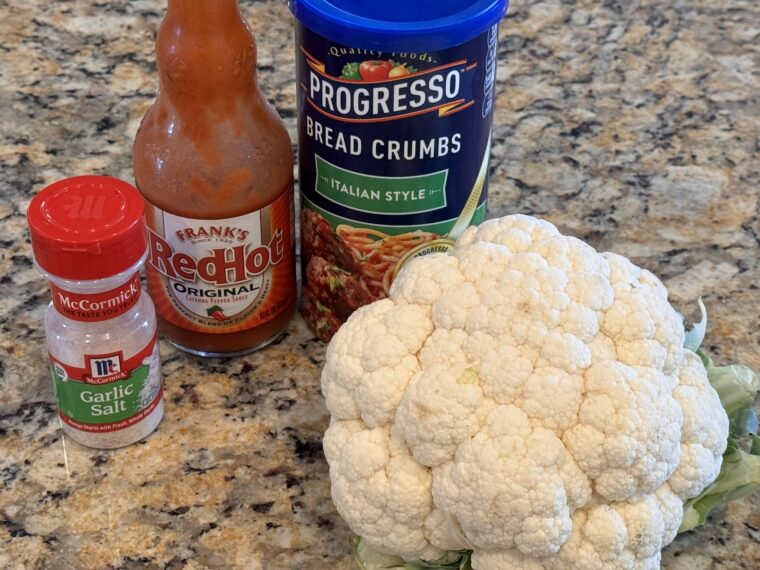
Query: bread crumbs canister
289,0,509,341
27,176,164,448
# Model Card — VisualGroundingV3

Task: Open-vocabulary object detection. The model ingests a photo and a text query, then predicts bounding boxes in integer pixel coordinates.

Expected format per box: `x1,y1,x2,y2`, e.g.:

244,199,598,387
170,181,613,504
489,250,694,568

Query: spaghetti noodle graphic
336,225,439,297
301,138,491,341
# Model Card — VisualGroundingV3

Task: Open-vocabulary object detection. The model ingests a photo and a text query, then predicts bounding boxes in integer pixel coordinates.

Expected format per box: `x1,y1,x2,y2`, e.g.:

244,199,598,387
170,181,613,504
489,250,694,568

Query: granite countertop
1,0,759,568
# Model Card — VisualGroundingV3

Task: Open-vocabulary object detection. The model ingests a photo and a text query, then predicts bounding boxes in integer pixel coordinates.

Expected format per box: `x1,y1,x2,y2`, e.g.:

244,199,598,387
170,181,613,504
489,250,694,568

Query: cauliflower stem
678,318,760,532
679,438,760,532
354,536,472,570
697,351,759,437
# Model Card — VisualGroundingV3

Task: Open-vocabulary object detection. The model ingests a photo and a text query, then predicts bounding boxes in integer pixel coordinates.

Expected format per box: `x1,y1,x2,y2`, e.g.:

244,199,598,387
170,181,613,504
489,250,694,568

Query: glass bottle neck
166,0,242,29
157,0,259,104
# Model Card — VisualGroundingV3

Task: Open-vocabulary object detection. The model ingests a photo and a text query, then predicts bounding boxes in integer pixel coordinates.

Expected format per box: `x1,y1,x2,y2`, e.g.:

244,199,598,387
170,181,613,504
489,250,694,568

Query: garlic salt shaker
27,176,164,448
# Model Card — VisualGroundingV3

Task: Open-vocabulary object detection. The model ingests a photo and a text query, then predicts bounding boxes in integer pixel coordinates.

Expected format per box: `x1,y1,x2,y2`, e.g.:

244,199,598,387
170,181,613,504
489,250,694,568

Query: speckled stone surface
1,0,758,568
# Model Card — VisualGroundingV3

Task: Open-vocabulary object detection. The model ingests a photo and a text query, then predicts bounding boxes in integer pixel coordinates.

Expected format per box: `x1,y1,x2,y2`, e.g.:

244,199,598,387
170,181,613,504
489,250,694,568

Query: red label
143,188,297,334
51,274,142,322
147,229,286,286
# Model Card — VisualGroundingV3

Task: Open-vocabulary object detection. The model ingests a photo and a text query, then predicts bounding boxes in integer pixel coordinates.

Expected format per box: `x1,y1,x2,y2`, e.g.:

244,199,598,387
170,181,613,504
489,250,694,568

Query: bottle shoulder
133,96,293,218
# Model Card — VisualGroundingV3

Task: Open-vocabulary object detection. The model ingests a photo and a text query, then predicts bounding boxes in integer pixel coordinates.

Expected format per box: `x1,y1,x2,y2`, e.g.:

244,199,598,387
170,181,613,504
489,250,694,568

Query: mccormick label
296,24,500,341
50,274,142,322
49,334,162,433
144,189,296,334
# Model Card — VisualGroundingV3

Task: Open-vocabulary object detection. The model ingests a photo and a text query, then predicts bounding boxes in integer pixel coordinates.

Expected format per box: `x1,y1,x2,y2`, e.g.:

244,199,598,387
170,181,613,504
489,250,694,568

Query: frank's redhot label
296,25,500,340
144,190,296,334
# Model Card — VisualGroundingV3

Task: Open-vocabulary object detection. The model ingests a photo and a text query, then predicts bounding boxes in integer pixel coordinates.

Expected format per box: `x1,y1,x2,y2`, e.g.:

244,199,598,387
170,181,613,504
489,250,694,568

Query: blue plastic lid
289,0,509,52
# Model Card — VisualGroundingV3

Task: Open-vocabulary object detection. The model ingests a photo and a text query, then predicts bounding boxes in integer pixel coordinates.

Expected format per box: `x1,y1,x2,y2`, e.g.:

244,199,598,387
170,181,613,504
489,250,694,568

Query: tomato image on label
340,59,419,81
359,60,393,81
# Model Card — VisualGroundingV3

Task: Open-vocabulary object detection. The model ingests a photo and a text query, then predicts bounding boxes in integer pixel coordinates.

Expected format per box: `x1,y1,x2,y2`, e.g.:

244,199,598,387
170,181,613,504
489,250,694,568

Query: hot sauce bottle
133,0,296,356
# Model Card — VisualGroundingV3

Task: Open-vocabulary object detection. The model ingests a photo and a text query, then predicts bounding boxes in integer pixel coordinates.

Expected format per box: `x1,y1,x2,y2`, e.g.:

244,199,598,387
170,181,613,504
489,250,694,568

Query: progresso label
296,23,500,340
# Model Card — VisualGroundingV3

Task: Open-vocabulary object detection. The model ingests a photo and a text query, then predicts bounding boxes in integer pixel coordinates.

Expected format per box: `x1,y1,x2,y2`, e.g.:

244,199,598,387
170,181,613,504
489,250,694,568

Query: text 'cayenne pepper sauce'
133,0,296,356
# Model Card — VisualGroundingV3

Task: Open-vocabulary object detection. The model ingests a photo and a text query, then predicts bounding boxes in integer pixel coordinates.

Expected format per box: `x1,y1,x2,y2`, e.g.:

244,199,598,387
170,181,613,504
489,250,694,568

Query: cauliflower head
321,215,729,569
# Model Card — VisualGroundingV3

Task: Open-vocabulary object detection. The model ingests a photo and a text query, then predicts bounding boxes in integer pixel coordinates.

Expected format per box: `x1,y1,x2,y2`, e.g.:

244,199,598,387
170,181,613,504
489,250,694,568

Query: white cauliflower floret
423,509,471,551
654,485,684,545
563,361,684,501
323,300,432,426
322,418,364,464
432,406,589,557
521,367,584,432
540,487,685,570
326,422,443,561
396,364,487,468
479,343,534,404
390,254,465,306
669,351,729,498
472,549,546,570
458,215,559,251
321,215,730,569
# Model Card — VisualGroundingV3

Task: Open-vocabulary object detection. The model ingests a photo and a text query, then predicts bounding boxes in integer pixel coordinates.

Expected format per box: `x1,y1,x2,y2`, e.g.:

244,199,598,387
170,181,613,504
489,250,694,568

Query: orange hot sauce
133,0,296,357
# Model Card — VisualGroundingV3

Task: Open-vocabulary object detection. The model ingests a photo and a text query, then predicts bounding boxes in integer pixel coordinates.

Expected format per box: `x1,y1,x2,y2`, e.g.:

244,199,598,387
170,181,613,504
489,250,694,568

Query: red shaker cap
27,176,147,281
